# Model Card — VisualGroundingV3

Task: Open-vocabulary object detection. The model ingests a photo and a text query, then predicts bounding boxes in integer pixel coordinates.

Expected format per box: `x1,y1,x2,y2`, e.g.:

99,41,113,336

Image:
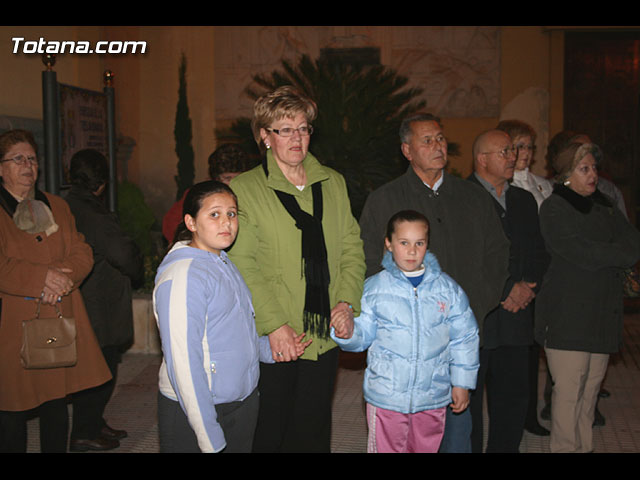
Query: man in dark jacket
359,113,510,452
467,129,549,452
65,149,144,452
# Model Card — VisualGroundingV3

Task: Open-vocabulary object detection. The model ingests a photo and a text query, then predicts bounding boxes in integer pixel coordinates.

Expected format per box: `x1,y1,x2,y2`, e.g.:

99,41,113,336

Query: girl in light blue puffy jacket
331,210,479,453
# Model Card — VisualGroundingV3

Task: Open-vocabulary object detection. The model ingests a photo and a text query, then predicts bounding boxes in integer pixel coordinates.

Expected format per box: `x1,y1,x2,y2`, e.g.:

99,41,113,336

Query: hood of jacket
381,248,442,286
157,241,229,276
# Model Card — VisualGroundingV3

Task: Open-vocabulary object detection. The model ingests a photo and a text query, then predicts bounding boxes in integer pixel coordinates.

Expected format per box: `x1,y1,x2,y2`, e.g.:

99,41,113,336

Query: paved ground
26,303,640,453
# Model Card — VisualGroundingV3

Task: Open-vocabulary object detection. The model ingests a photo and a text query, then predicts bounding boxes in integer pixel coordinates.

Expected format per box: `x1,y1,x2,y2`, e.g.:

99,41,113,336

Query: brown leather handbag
20,301,77,369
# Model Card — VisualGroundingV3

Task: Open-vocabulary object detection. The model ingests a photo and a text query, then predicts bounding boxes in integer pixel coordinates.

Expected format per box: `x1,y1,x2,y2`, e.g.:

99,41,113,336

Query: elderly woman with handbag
0,129,111,453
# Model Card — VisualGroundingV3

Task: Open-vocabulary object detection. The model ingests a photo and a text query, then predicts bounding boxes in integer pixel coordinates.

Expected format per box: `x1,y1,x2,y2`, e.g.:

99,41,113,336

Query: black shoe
101,424,128,440
598,388,611,399
525,422,550,436
540,404,551,421
593,408,605,427
70,436,120,452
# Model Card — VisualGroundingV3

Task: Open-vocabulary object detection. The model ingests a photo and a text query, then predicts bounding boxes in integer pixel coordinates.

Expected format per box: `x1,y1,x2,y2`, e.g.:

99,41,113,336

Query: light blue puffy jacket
332,250,479,414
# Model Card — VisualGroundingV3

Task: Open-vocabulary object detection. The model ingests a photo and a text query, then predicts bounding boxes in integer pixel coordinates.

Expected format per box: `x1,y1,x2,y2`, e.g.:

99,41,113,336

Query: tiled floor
26,307,640,453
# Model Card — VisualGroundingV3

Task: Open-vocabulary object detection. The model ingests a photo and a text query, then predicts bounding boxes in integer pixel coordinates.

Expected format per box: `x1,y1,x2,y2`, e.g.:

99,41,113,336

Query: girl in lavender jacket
153,181,307,453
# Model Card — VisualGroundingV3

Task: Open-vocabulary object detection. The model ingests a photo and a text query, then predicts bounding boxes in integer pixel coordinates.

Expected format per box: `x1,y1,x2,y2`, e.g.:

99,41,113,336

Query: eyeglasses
1,154,38,166
481,146,516,158
266,125,314,137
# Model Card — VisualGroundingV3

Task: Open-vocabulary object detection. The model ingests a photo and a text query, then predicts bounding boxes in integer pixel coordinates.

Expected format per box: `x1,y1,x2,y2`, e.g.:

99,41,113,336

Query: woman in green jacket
228,86,365,452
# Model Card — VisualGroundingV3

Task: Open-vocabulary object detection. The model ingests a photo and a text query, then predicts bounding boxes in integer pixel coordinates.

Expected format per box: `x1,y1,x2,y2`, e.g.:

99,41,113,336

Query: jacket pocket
365,351,394,397
209,350,253,402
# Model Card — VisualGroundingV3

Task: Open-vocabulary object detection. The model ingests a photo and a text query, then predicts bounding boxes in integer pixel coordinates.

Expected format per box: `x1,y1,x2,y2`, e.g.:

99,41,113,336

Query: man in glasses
359,113,510,453
467,129,549,452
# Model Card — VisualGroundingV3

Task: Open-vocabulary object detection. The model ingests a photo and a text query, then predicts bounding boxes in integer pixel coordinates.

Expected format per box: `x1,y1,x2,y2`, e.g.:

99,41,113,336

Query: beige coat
0,191,111,411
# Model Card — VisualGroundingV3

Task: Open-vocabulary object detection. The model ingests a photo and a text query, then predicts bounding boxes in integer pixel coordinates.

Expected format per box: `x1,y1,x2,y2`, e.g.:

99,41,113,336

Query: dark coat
359,168,510,341
535,184,640,354
65,187,143,348
467,175,549,348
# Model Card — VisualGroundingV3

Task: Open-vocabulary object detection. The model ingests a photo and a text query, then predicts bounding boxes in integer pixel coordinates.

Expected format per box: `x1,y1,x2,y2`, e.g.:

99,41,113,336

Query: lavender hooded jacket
153,242,272,452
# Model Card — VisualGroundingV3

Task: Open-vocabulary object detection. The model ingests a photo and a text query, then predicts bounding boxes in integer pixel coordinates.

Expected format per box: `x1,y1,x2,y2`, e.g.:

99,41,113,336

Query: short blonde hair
251,85,317,153
496,119,537,143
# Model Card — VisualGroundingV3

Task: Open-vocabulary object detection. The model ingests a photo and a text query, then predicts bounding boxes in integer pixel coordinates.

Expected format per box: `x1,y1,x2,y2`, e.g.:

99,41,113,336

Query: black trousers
252,348,339,453
0,397,69,453
71,345,121,439
470,345,530,453
157,388,259,453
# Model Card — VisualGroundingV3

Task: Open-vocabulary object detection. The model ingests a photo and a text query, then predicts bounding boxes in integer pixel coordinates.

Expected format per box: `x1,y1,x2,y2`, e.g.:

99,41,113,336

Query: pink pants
366,403,446,453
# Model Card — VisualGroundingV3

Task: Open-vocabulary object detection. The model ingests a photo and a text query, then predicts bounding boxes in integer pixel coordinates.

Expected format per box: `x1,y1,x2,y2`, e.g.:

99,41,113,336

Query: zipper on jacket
409,285,420,412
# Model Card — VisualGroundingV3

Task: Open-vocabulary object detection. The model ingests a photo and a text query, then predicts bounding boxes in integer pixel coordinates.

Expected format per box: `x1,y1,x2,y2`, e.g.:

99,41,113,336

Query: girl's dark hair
69,148,109,192
172,180,238,244
385,210,430,241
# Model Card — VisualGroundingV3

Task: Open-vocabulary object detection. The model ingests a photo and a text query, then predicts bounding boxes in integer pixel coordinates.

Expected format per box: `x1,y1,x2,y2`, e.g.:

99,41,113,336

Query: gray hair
399,112,442,144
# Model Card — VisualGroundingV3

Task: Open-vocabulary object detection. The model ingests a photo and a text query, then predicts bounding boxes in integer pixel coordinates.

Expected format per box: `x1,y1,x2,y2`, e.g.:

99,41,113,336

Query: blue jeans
439,406,472,453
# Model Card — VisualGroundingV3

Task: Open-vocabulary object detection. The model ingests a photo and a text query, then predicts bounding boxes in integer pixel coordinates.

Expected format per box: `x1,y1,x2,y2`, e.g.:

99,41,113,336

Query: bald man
467,129,549,453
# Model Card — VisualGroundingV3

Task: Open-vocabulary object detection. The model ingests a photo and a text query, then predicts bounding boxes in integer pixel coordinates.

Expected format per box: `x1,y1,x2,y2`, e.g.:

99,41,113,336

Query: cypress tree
173,52,195,200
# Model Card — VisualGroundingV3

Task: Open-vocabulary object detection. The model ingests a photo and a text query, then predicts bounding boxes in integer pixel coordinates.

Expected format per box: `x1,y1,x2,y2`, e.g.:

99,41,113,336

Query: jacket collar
264,149,329,196
0,183,50,217
552,183,613,214
67,185,111,214
381,249,442,284
403,166,452,195
467,172,511,211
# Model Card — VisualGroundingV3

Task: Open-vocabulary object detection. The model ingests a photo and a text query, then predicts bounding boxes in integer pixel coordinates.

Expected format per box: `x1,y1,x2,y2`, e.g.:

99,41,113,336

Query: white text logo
12,37,147,55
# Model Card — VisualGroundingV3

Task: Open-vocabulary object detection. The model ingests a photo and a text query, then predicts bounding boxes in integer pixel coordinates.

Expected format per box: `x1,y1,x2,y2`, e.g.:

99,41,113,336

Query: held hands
450,387,470,413
268,302,355,362
268,324,313,363
501,281,536,313
330,302,354,339
41,267,74,305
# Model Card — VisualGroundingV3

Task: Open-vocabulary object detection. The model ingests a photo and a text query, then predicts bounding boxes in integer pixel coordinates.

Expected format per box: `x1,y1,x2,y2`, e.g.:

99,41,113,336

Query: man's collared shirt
423,170,444,192
473,172,509,210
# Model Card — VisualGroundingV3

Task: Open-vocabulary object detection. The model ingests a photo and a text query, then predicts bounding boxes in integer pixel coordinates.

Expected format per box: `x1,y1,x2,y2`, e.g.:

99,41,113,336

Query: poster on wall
58,83,108,186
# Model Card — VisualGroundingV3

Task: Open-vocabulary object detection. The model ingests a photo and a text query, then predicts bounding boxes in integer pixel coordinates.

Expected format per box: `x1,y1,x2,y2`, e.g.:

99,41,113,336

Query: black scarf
0,183,51,216
262,158,331,339
552,183,613,214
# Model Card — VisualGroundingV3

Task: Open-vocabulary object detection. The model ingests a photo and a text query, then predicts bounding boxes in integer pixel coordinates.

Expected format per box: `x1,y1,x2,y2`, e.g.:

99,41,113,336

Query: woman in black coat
535,142,640,453
65,149,144,452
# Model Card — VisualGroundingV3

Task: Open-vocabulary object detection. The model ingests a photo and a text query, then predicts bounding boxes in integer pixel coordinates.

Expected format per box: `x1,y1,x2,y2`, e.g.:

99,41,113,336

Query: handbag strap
34,299,63,319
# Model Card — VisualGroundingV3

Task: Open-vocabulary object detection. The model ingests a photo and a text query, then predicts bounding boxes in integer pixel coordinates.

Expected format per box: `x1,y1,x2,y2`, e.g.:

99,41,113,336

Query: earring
563,179,571,186
265,143,270,149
